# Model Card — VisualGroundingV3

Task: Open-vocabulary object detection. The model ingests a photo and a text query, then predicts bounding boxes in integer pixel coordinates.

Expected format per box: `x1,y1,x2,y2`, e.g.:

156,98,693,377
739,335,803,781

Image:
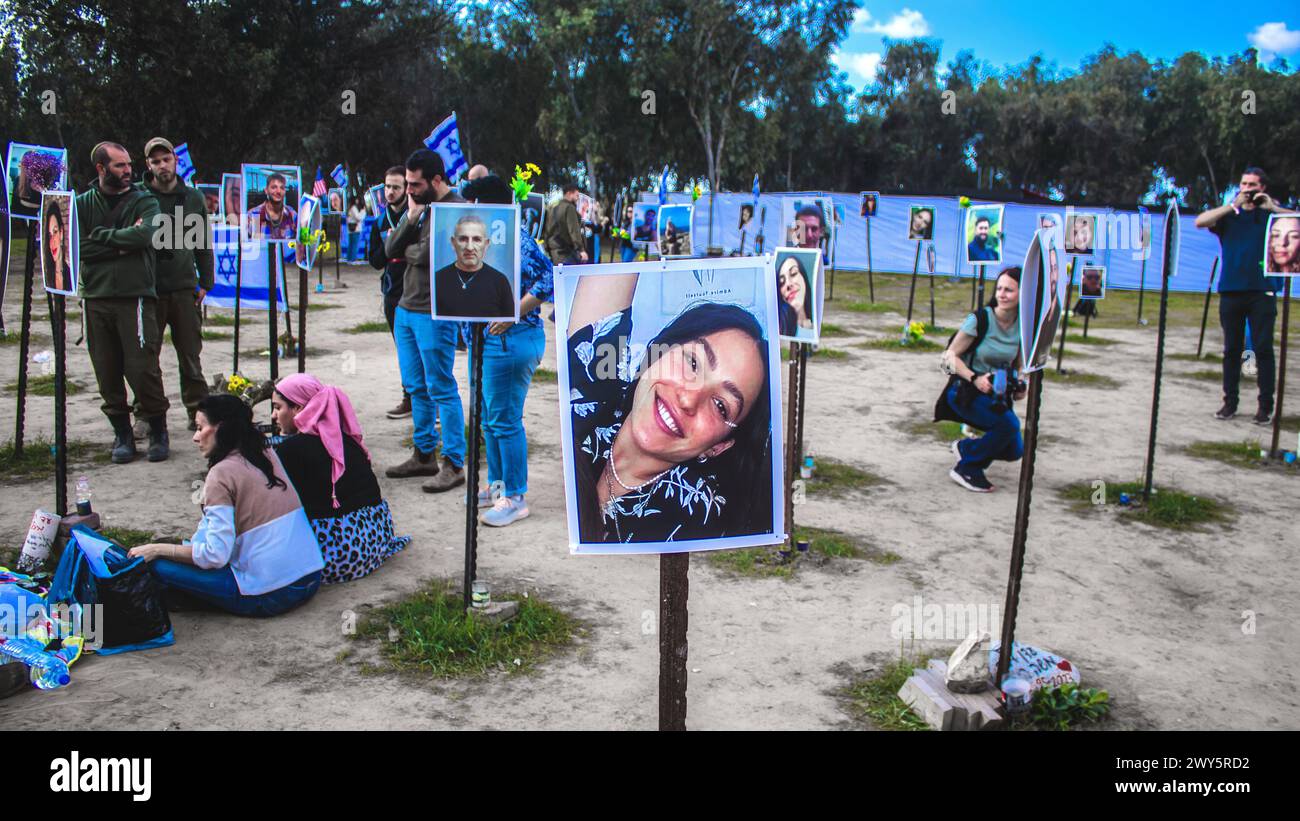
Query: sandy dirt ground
2,256,1297,730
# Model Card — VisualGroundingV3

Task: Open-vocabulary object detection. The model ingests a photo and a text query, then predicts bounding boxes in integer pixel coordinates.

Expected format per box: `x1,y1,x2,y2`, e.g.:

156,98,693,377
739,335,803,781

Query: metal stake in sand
269,251,281,382
52,293,69,515
927,242,937,328
1055,259,1077,373
13,222,37,457
298,262,308,374
1143,201,1180,502
659,551,689,730
233,240,243,374
1195,257,1219,360
784,341,802,545
905,242,922,325
865,210,875,302
462,324,486,612
994,367,1044,690
754,205,767,255
1271,279,1292,459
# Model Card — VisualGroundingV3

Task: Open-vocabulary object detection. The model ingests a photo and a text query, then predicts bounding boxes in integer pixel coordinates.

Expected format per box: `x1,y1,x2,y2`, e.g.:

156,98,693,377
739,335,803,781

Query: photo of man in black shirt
433,212,516,320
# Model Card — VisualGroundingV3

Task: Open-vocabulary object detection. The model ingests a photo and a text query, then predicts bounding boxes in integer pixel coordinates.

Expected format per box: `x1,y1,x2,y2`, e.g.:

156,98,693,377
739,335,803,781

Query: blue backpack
48,525,174,655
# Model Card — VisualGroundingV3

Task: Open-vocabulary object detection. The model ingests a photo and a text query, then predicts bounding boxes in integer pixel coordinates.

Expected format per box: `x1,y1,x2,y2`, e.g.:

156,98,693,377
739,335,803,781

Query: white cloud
1248,21,1300,59
852,6,930,38
833,50,884,86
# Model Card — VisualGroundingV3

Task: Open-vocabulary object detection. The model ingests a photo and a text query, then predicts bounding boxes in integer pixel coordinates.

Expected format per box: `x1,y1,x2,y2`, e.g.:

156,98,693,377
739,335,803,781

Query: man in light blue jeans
383,148,467,492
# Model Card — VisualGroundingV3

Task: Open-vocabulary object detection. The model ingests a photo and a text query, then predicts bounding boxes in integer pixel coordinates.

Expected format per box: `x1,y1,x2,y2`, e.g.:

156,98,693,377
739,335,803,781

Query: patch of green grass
532,367,557,383
1041,369,1121,389
0,331,49,346
202,313,251,327
343,321,390,334
806,455,887,498
1014,683,1111,731
1064,334,1121,346
1184,440,1267,470
1058,480,1229,530
841,300,897,314
818,322,851,337
1168,352,1222,363
0,437,110,483
353,580,578,679
1181,368,1249,384
201,329,232,341
897,418,966,444
843,655,933,731
304,301,342,312
857,336,944,353
811,346,850,360
796,525,900,564
706,546,798,579
4,374,83,396
98,527,158,549
922,323,952,336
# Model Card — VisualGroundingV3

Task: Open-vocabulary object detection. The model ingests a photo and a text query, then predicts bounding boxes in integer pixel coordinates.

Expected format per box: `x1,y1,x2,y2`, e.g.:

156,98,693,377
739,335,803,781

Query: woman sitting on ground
937,266,1026,493
128,394,324,616
271,374,409,582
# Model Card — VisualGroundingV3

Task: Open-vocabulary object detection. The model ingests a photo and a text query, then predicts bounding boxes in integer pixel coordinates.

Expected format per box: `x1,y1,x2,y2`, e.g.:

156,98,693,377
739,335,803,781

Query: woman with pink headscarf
271,374,409,584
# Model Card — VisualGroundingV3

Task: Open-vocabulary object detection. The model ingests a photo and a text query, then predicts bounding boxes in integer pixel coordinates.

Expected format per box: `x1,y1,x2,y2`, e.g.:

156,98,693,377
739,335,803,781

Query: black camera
988,365,1025,414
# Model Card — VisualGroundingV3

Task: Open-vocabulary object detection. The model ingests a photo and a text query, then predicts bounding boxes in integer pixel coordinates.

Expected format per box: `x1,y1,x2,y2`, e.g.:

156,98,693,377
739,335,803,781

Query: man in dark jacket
131,137,213,436
76,141,169,463
368,165,411,418
543,184,588,264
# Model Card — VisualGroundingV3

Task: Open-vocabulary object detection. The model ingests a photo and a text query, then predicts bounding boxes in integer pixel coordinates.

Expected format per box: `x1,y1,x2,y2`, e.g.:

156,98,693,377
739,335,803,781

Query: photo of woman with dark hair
774,248,820,342
559,263,780,550
42,195,74,294
7,144,67,220
1266,214,1300,275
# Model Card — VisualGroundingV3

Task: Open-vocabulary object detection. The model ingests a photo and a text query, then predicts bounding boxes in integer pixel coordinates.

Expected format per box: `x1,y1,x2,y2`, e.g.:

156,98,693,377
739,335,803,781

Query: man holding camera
1195,167,1294,424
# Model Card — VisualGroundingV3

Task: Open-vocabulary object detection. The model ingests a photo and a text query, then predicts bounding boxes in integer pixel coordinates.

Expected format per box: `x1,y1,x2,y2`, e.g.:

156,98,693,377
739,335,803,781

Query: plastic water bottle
800,456,814,480
75,475,92,516
0,636,71,690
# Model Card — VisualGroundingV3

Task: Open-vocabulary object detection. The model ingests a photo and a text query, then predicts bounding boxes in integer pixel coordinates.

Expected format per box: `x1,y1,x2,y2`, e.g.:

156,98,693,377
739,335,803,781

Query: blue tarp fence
642,191,1228,296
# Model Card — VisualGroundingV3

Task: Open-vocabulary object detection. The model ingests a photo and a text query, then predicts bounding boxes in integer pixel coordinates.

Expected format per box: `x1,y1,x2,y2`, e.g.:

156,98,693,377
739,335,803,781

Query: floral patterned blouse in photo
568,308,728,544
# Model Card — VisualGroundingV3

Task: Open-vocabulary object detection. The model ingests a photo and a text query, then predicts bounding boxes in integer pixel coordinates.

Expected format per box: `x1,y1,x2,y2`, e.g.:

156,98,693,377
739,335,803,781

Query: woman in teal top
940,267,1025,492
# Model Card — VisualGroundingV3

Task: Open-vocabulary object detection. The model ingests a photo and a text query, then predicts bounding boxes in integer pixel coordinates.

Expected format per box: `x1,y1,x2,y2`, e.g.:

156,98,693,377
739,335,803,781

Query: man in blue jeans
384,149,467,492
1195,166,1294,424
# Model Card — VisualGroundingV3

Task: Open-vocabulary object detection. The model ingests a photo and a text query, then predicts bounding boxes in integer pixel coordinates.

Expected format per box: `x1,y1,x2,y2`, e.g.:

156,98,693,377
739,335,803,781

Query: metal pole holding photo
905,241,922,325
865,213,875,303
462,324,486,612
298,262,308,374
659,550,689,731
994,367,1044,689
927,242,937,328
784,341,801,546
754,205,766,256
53,293,68,515
1196,257,1219,360
1055,259,1077,373
1143,203,1179,502
795,342,810,468
232,241,243,374
13,222,37,457
1136,247,1148,326
269,251,280,382
334,213,341,287
1270,278,1292,459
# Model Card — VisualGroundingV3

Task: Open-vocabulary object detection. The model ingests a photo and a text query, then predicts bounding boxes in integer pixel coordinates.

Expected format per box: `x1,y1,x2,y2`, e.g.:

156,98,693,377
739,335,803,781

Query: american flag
311,166,327,197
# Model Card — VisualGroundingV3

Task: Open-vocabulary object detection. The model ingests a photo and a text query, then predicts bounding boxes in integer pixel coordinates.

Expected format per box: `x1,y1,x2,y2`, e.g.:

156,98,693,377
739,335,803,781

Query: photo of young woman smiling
557,260,783,552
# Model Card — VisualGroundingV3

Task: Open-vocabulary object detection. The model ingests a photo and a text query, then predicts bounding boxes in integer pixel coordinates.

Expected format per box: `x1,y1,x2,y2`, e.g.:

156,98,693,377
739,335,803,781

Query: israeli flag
174,142,196,182
423,112,468,184
330,163,346,186
657,165,669,206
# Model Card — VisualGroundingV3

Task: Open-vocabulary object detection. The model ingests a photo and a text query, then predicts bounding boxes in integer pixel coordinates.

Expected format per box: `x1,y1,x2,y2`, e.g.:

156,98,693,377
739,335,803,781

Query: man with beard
129,137,213,438
368,165,412,419
76,142,169,463
433,214,514,318
968,216,998,261
383,149,468,492
794,203,826,250
247,172,297,240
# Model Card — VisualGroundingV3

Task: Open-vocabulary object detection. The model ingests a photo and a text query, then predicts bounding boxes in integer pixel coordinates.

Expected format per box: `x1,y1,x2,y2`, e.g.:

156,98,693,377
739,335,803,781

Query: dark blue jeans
151,560,322,617
1219,291,1276,410
946,382,1024,472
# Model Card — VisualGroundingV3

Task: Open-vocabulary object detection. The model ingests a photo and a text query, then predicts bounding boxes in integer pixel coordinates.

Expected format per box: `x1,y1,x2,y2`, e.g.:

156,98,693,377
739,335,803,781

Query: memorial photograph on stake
1065,212,1096,254
556,256,783,554
964,204,1005,264
781,196,832,252
241,163,301,241
908,204,935,240
429,202,520,322
523,192,546,240
1080,264,1106,298
774,246,822,343
656,203,693,258
1020,227,1064,372
221,172,242,225
40,191,78,296
1265,213,1300,275
6,142,68,220
632,202,659,245
294,193,323,271
860,190,879,217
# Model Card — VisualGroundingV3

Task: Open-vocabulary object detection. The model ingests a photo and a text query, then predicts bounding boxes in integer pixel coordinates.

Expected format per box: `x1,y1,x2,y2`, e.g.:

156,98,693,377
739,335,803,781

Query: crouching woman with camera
935,266,1026,493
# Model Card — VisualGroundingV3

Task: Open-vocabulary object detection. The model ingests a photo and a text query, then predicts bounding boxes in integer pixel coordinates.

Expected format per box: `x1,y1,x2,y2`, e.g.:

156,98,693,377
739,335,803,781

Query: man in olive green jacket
76,141,170,463
543,184,588,264
131,137,213,435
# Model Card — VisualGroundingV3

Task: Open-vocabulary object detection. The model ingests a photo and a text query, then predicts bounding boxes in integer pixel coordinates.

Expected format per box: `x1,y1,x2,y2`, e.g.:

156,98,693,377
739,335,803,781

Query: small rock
945,630,991,694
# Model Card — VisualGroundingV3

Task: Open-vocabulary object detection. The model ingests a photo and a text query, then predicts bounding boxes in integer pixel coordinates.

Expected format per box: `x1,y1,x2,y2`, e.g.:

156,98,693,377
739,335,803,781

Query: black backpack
933,306,991,424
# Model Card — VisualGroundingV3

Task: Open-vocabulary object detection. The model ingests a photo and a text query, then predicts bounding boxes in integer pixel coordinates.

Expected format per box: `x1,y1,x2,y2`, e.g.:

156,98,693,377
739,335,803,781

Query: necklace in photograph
603,448,670,520
457,268,479,290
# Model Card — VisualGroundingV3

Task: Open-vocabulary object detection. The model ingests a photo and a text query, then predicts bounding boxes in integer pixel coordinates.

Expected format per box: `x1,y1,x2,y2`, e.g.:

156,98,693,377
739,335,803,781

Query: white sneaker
480,495,530,527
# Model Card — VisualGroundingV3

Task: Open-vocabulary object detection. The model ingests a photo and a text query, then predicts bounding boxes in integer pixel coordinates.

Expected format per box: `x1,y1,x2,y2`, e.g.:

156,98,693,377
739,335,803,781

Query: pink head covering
276,374,369,509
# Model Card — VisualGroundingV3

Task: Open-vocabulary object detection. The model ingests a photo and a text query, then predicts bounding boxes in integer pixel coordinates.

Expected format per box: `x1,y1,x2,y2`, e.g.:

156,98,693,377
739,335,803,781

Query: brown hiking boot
421,458,465,493
385,447,440,478
386,394,412,419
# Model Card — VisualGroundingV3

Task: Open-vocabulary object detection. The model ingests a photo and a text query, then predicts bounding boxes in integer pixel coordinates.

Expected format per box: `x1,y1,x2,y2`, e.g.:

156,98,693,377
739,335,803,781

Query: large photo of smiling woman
556,258,784,554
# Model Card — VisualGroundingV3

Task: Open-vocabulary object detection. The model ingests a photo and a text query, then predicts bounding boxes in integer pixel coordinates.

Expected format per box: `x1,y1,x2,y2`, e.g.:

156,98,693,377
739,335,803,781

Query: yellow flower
526,163,541,175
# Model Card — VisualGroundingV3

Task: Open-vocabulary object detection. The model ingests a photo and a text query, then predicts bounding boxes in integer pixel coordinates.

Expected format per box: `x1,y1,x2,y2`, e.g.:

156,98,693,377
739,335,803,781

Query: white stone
945,630,992,693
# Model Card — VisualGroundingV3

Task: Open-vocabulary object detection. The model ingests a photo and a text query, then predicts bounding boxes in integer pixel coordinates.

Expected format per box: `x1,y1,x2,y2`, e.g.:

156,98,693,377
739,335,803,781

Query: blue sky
832,1,1300,90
